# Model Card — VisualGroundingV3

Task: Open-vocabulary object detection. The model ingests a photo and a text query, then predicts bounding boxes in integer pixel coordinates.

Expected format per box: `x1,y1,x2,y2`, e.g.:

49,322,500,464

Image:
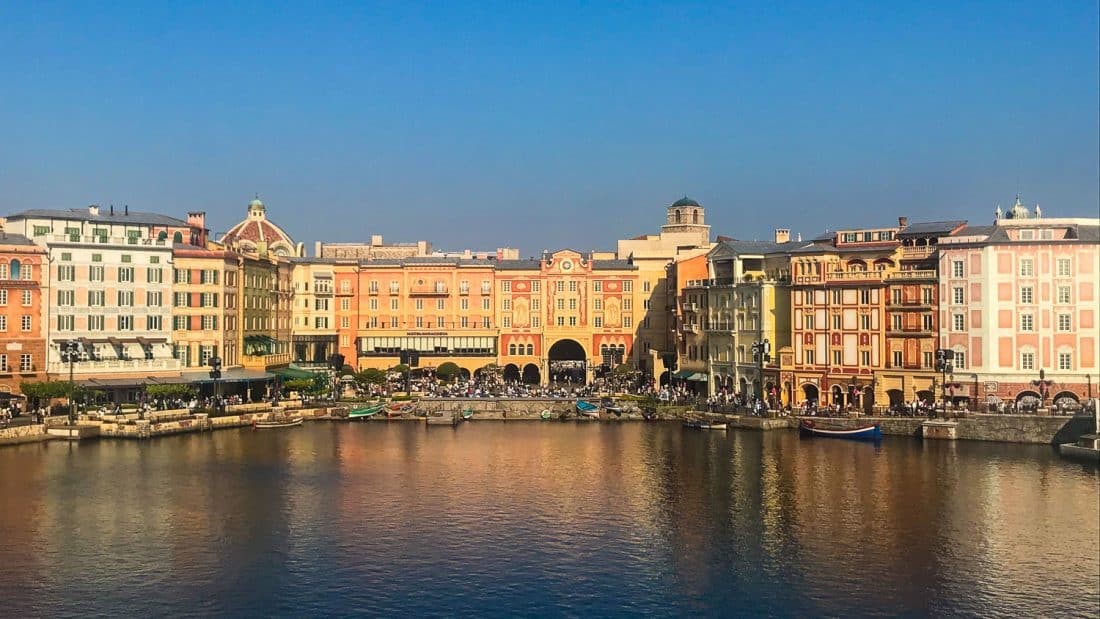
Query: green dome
671,196,700,208
249,198,264,208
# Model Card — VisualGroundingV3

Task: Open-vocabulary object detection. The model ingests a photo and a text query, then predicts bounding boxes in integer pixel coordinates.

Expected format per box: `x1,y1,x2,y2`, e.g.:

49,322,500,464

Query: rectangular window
1020,314,1034,331
369,298,378,311
860,350,870,366
33,225,49,236
1057,314,1071,332
57,315,74,331
1021,351,1034,370
89,315,105,331
642,281,651,293
859,289,871,304
504,299,512,311
21,315,32,332
340,298,350,311
58,290,74,306
953,314,965,331
341,316,350,329
415,299,423,310
594,317,603,328
146,315,162,331
891,289,902,305
892,351,902,367
118,291,134,306
569,299,577,310
460,298,468,310
555,316,563,326
922,288,934,305
436,299,445,310
860,314,870,330
504,317,512,328
1056,258,1071,277
1057,286,1071,304
922,351,933,368
1020,258,1034,276
623,281,632,292
568,316,577,326
57,265,76,281
118,315,133,330
954,351,965,369
622,299,631,310
503,281,511,292
460,316,468,328
805,350,815,364
594,299,602,311
147,292,163,307
594,281,602,292
0,290,6,305
0,316,6,331
391,317,399,328
922,315,933,331
951,261,964,278
20,290,30,306
891,314,902,330
19,354,31,372
391,299,399,311
953,287,964,304
118,267,135,282
1020,287,1033,304
1058,352,1072,371
89,290,105,306
832,350,841,365
147,268,163,283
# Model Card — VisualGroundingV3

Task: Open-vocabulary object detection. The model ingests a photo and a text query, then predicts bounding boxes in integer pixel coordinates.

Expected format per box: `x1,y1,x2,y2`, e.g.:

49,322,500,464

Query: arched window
526,344,534,355
675,210,682,223
173,231,183,243
692,210,700,224
158,231,168,241
508,344,517,355
9,260,20,280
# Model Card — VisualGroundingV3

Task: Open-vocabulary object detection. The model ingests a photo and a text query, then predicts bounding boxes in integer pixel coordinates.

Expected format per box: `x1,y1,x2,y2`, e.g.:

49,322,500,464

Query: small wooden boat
799,420,882,440
601,399,623,417
426,413,459,426
461,408,474,421
576,400,600,418
540,409,553,420
348,403,385,419
683,420,727,430
254,416,303,429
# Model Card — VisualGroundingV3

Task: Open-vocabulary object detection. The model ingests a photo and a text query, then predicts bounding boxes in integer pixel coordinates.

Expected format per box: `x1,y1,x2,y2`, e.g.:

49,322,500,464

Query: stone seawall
0,423,50,445
790,414,1085,444
412,399,645,420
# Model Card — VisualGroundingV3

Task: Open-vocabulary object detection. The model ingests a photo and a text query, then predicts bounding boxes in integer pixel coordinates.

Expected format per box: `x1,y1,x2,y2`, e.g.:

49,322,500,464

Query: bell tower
660,196,710,245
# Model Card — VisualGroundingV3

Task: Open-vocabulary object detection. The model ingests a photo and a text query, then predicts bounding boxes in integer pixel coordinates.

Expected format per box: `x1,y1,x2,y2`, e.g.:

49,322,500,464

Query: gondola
253,416,304,429
348,403,385,419
682,420,727,430
799,420,882,440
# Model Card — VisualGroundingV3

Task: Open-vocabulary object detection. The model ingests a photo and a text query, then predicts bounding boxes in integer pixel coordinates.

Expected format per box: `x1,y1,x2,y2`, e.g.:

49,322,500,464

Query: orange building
333,250,637,384
0,232,48,399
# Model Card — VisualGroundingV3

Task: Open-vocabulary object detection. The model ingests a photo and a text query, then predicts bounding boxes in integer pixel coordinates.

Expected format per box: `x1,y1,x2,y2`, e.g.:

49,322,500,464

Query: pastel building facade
938,202,1100,408
170,245,240,369
616,198,712,379
290,258,337,368
0,233,48,397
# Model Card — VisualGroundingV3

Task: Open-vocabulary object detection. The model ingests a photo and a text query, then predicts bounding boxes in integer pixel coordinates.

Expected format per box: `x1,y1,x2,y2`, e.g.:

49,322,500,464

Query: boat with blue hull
800,420,882,440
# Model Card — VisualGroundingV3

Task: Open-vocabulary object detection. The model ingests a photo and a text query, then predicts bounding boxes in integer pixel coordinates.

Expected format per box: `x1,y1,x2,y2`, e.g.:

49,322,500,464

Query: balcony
48,358,182,373
825,270,885,283
683,302,699,312
409,285,449,296
49,234,170,247
899,246,936,260
241,352,292,369
886,269,937,281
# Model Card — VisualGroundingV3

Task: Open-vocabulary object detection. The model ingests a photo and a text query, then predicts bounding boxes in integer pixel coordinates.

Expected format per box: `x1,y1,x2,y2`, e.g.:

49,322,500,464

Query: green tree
355,368,387,388
20,380,70,415
613,362,636,376
435,362,462,383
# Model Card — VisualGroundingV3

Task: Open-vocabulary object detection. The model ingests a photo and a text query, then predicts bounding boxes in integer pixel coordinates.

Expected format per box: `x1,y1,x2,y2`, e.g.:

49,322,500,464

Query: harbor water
0,422,1097,617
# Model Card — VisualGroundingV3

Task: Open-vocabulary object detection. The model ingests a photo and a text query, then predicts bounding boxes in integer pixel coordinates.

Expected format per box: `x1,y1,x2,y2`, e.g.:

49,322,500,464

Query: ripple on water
0,423,1095,618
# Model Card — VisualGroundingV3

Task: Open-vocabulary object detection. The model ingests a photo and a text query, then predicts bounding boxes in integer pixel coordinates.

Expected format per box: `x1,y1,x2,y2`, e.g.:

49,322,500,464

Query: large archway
503,363,521,383
522,363,540,385
801,384,819,405
548,339,587,385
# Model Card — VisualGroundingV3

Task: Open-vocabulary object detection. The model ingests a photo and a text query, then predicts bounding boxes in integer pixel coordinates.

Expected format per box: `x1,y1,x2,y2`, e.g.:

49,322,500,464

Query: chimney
89,205,100,216
124,205,129,216
797,233,802,242
774,228,790,244
898,216,908,228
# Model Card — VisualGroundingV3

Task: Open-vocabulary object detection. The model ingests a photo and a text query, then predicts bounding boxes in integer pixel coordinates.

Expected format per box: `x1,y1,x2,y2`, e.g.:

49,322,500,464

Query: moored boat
576,400,600,418
461,408,474,420
253,416,304,429
540,409,553,420
683,420,727,430
799,420,882,440
348,404,385,420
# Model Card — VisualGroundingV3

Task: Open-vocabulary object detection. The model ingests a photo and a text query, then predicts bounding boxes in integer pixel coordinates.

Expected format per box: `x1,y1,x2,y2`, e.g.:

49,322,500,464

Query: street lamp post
60,340,82,424
208,355,222,415
1031,368,1055,410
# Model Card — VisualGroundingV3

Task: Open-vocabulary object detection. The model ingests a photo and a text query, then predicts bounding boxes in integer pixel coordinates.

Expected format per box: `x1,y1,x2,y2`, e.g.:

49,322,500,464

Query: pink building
938,199,1099,411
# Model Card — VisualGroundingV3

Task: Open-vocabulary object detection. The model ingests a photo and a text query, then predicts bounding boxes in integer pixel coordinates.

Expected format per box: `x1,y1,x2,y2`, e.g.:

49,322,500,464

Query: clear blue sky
1,2,1097,255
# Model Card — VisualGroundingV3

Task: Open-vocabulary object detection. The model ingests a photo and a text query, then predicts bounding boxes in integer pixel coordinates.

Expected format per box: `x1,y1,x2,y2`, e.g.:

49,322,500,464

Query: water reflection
0,424,1095,617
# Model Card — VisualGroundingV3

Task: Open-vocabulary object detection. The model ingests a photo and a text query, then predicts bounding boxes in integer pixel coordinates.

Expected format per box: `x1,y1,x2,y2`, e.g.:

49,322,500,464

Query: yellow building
616,197,712,381
290,258,338,369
